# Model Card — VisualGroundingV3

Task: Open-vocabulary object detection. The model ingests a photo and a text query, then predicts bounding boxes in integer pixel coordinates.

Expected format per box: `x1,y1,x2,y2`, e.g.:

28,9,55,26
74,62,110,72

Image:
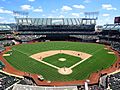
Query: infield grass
43,53,81,68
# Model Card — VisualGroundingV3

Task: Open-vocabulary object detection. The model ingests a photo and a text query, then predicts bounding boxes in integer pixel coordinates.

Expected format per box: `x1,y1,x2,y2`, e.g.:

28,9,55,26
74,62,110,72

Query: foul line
12,48,104,71
91,47,103,55
69,56,92,69
13,48,60,70
69,48,103,69
38,60,60,69
12,48,30,56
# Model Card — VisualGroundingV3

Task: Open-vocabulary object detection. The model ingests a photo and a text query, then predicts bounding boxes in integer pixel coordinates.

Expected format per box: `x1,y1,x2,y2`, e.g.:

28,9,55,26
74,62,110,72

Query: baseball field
4,41,116,81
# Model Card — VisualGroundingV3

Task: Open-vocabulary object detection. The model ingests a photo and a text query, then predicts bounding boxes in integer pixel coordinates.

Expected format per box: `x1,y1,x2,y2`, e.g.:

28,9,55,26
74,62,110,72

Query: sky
0,0,120,25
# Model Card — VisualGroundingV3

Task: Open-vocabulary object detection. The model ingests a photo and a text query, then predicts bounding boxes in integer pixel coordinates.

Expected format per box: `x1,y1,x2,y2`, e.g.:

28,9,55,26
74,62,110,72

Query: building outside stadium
0,15,120,90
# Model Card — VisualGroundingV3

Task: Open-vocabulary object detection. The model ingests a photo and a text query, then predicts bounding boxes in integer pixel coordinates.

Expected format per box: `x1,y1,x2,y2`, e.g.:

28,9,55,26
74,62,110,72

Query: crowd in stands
0,70,109,90
111,41,120,53
0,72,20,90
70,35,98,40
99,35,120,39
0,34,14,39
98,39,120,54
18,76,36,86
107,72,120,90
0,71,115,90
0,34,45,42
0,35,5,39
98,39,111,44
0,46,5,53
14,35,44,42
89,85,105,90
0,40,14,47
0,72,37,90
77,85,105,90
0,72,116,90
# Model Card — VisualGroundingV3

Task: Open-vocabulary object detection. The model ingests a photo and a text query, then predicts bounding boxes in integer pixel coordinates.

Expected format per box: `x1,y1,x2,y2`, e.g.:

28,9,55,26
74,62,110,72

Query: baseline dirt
30,50,92,60
30,50,92,75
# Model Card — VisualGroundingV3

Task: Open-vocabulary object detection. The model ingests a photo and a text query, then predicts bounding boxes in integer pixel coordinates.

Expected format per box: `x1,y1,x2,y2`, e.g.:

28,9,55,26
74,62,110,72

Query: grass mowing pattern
4,41,116,81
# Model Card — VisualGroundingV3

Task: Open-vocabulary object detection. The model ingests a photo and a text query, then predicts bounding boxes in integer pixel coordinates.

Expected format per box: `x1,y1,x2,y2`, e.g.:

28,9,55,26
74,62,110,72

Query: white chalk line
69,56,92,69
69,47,103,69
12,48,30,56
36,59,60,69
12,48,60,70
11,48,104,71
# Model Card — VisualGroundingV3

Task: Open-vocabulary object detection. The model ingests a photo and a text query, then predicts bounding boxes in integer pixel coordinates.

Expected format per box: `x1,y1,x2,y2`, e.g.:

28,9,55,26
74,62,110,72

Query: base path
30,50,92,71
30,50,92,60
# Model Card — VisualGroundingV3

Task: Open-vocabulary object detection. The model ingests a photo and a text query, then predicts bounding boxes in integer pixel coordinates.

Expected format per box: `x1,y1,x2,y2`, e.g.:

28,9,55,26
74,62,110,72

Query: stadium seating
0,17,120,89
111,42,120,53
0,46,5,53
0,72,20,90
107,72,120,90
14,35,43,42
0,40,14,47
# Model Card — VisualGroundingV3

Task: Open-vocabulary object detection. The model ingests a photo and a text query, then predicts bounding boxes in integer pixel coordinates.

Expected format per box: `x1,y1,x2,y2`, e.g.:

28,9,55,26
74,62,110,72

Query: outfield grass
4,41,117,81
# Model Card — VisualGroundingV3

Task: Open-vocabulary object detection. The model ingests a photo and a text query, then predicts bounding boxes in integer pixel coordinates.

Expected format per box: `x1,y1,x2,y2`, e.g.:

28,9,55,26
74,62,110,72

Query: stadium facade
0,16,120,90
15,18,97,41
0,16,120,58
0,17,120,53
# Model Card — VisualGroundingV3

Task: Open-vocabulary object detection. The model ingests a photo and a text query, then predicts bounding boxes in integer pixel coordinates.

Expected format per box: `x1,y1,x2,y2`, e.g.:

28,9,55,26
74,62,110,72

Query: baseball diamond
4,41,116,81
0,3,120,89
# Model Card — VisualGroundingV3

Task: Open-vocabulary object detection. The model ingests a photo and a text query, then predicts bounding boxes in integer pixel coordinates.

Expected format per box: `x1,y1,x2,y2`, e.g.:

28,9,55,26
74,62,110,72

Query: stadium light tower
13,11,29,18
84,12,99,19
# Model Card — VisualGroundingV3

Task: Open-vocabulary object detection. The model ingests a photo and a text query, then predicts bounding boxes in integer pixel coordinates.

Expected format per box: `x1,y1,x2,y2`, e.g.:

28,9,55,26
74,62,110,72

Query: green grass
43,53,81,68
4,41,117,81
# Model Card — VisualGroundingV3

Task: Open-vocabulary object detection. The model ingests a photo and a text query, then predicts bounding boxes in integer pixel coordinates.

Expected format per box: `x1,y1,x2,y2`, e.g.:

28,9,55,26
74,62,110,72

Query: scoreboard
114,17,120,23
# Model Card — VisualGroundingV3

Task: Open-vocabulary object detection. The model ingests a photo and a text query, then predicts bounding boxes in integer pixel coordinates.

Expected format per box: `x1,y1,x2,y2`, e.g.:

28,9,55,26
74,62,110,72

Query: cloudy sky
0,0,120,25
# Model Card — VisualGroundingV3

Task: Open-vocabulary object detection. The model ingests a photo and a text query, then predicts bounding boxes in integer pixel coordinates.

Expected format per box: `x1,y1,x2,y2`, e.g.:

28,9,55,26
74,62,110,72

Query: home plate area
58,67,73,75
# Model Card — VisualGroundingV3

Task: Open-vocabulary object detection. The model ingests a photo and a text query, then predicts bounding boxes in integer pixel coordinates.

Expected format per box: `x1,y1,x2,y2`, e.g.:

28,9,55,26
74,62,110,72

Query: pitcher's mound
58,58,66,61
58,67,72,75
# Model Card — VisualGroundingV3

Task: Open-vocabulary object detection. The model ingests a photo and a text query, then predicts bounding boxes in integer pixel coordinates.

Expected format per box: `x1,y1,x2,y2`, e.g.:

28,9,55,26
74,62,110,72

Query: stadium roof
16,18,97,26
0,24,12,31
103,24,120,32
